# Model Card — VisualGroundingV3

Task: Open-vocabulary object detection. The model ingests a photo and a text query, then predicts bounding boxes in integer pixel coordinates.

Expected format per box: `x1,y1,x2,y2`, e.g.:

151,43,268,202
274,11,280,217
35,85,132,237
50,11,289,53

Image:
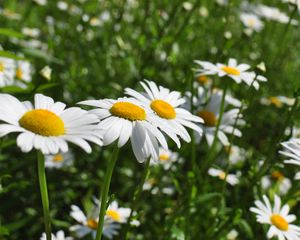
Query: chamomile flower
15,60,31,85
106,201,131,223
0,94,103,154
125,80,203,148
70,203,120,239
194,58,267,89
250,195,300,239
40,230,73,240
279,139,300,167
260,96,295,108
208,168,239,186
240,13,264,32
45,151,74,169
150,147,180,170
195,89,244,146
79,97,168,162
261,171,291,195
225,145,246,165
0,57,15,87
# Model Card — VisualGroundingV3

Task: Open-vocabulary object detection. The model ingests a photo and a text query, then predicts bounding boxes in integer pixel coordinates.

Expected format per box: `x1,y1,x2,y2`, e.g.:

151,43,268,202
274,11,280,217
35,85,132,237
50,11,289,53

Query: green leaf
0,28,24,39
36,83,59,91
239,219,254,238
0,50,26,60
22,48,63,65
198,192,222,203
0,226,9,236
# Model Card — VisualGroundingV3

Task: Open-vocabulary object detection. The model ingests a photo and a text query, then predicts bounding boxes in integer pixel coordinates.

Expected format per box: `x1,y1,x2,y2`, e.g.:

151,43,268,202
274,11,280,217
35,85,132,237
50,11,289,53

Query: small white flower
208,168,239,186
106,201,131,223
226,229,239,240
279,139,300,166
282,0,300,9
250,195,300,239
240,13,264,32
15,60,31,85
40,230,73,240
40,65,52,81
0,57,15,87
22,27,40,38
261,171,291,195
0,94,103,154
45,151,74,169
260,96,295,108
150,148,179,170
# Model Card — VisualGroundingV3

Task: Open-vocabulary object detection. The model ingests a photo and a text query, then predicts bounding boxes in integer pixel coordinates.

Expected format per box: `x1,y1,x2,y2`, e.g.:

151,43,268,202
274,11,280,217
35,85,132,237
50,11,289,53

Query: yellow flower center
53,154,64,162
86,219,98,230
19,109,65,136
110,102,146,121
106,209,121,222
16,68,23,79
197,75,210,84
221,66,240,76
271,171,284,182
159,154,170,161
248,19,256,27
198,110,217,127
150,100,176,119
270,214,289,231
0,63,4,72
218,171,226,180
269,97,282,108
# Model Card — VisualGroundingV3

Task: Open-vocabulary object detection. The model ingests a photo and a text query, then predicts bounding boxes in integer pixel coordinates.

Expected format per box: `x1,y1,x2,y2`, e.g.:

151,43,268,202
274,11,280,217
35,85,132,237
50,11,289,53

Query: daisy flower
279,139,300,167
240,13,264,32
40,230,73,240
260,96,295,108
106,200,131,223
0,93,103,154
0,57,15,87
150,147,180,170
22,27,40,38
194,89,244,146
250,195,300,239
208,168,239,186
70,203,120,239
225,145,246,165
45,151,74,169
15,60,31,85
124,80,203,148
79,97,168,162
261,171,291,195
194,58,267,89
282,0,300,9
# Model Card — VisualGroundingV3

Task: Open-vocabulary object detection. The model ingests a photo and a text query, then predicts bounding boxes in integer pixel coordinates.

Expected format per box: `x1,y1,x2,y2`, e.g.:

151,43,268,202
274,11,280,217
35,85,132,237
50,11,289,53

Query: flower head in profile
240,13,264,32
45,151,74,169
125,80,203,148
15,60,32,86
194,58,267,90
0,57,15,87
40,230,73,240
150,147,180,170
70,201,120,239
106,200,131,223
0,94,103,154
250,195,300,239
79,97,167,162
261,171,291,195
208,168,239,186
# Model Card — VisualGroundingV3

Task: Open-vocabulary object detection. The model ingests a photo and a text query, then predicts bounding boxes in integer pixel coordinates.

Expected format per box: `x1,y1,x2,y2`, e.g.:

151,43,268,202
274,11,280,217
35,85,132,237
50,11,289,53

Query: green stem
123,157,151,240
37,151,52,240
201,84,228,173
95,144,119,240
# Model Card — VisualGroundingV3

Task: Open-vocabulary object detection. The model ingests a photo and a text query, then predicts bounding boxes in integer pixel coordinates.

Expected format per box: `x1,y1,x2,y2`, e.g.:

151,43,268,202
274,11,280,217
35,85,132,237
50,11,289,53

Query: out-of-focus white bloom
240,13,264,32
57,1,68,11
150,148,179,170
261,171,291,195
216,0,228,6
295,172,300,180
225,145,246,165
34,0,47,5
22,27,40,38
15,60,31,85
40,65,52,81
183,2,193,11
227,229,239,240
199,7,209,17
260,96,295,108
0,8,21,20
208,168,239,186
282,0,300,9
45,151,74,169
0,57,15,87
106,201,131,223
40,230,73,240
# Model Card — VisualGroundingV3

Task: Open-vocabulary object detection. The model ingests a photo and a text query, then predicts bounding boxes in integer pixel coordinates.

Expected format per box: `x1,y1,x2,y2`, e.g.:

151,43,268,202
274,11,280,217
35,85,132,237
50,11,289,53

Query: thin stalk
123,157,151,240
201,84,228,173
37,151,52,240
95,145,119,240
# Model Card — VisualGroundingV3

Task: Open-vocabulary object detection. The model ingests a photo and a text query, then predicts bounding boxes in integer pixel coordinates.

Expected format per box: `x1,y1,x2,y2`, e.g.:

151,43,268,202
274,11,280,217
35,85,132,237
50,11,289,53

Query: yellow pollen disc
248,19,255,27
19,109,65,136
269,97,282,108
16,68,23,79
0,63,4,72
221,66,241,76
150,100,176,119
271,171,284,182
198,110,217,127
86,219,98,230
110,102,146,121
106,210,121,222
270,214,289,231
218,172,226,180
53,154,64,162
197,75,209,84
159,154,170,161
